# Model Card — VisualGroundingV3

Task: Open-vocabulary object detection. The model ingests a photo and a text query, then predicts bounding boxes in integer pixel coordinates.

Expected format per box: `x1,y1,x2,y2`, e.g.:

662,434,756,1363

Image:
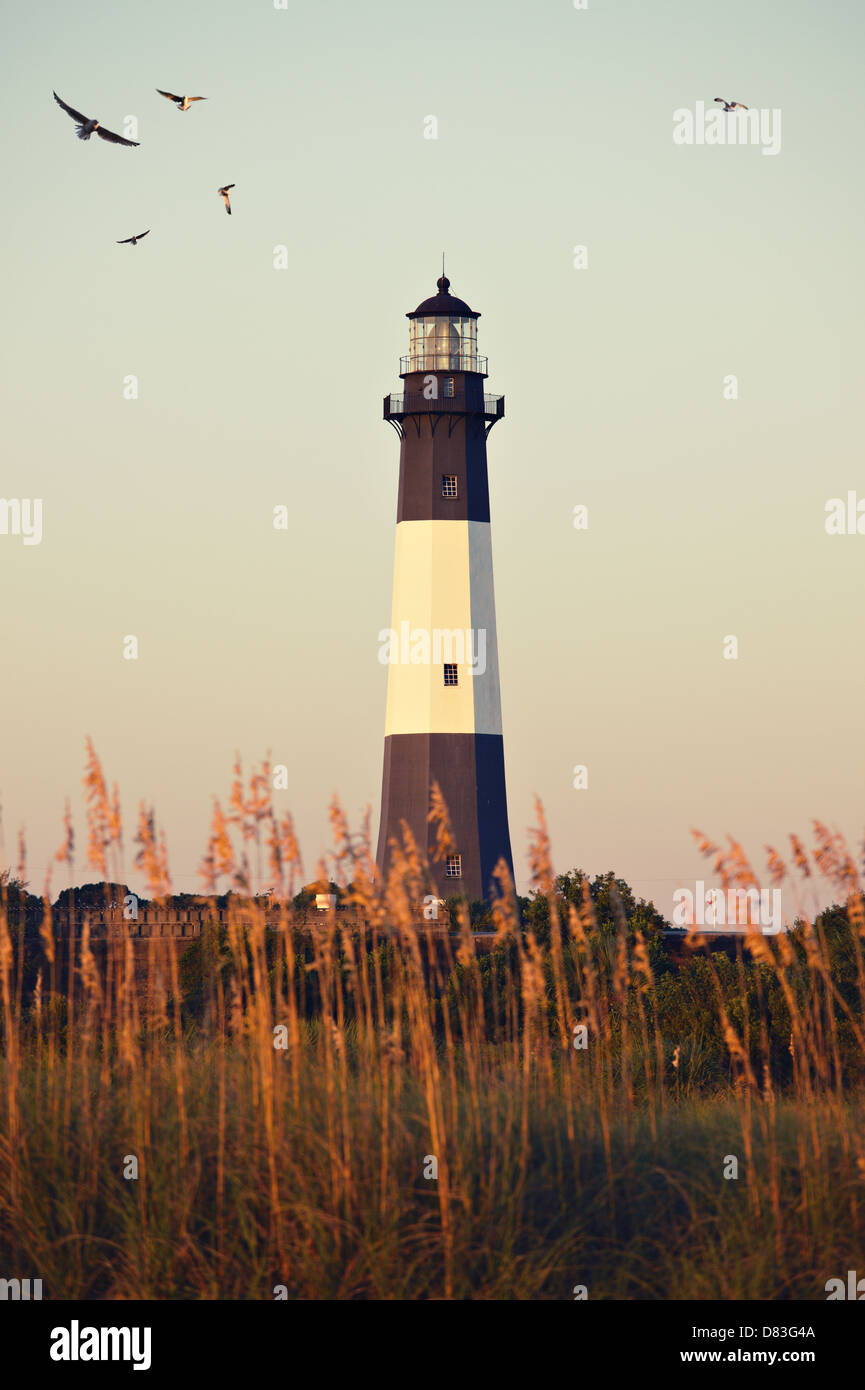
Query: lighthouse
376,272,514,903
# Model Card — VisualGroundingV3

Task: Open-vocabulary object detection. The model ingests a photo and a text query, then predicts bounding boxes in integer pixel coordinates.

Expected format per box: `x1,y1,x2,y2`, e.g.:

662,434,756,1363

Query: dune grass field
1,746,864,1300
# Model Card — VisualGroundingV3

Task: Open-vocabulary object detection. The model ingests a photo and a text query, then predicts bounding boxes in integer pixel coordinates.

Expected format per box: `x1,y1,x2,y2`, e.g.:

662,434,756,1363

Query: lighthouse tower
376,273,514,903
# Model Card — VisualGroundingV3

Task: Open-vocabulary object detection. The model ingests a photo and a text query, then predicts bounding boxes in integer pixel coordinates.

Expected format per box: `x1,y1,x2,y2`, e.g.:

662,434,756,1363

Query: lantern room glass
408,316,478,372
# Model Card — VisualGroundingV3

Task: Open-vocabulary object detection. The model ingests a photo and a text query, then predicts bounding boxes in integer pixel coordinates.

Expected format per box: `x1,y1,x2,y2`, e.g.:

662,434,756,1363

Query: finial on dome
407,264,477,319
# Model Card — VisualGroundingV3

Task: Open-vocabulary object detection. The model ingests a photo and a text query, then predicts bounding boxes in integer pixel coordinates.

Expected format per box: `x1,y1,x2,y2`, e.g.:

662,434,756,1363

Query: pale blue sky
1,0,863,915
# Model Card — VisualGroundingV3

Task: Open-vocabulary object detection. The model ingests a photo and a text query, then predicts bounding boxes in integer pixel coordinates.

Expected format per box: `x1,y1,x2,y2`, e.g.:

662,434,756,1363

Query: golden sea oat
527,797,555,898
691,830,719,858
428,781,456,863
278,811,303,897
764,846,786,885
248,759,272,824
328,796,354,889
790,834,811,877
727,836,760,890
133,804,172,899
491,855,519,946
198,847,217,895
264,811,283,897
108,783,123,856
812,820,844,881
82,738,112,877
228,755,246,830
210,800,235,882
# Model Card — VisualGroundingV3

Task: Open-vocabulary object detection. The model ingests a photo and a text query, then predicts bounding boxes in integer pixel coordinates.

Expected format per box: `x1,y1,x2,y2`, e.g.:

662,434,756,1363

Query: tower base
376,732,513,903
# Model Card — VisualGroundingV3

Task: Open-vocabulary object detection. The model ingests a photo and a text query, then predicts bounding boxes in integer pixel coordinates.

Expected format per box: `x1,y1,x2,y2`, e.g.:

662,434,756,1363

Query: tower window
444,377,455,398
443,664,458,687
442,475,458,499
445,854,462,878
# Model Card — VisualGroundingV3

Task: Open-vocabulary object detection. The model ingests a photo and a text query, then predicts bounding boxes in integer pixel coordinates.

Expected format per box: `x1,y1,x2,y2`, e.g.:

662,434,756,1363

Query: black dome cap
407,274,480,319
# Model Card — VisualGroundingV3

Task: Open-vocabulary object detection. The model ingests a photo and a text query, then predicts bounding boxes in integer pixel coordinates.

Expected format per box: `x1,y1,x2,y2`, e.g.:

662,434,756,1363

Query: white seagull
53,91,139,146
714,97,749,112
117,231,150,246
217,184,235,215
157,89,207,112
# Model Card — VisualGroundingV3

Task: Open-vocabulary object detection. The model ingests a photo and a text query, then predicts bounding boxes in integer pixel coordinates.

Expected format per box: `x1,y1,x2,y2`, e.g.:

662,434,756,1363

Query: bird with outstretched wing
53,90,139,146
157,89,207,111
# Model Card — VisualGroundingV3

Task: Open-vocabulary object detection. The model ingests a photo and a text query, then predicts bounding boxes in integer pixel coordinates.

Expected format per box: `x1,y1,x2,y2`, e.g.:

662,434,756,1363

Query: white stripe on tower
383,519,503,737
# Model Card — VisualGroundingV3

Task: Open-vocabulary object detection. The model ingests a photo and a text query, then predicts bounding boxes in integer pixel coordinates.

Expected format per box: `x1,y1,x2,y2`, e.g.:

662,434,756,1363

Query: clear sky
1,0,863,919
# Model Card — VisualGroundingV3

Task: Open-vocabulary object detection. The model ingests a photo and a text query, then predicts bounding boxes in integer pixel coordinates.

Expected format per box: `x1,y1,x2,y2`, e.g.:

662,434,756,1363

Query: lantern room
401,275,486,376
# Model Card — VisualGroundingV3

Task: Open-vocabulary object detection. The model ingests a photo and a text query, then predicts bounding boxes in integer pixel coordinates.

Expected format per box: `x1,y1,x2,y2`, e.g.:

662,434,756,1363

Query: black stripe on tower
395,371,491,524
376,733,514,904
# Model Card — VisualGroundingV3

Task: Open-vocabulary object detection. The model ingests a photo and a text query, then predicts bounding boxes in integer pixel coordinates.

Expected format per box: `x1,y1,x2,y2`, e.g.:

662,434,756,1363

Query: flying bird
117,231,150,245
217,184,235,215
714,98,749,111
157,89,207,111
52,91,139,146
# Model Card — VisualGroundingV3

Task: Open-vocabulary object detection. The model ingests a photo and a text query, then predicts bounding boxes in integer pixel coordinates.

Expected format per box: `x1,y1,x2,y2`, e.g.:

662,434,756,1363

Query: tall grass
0,747,863,1299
